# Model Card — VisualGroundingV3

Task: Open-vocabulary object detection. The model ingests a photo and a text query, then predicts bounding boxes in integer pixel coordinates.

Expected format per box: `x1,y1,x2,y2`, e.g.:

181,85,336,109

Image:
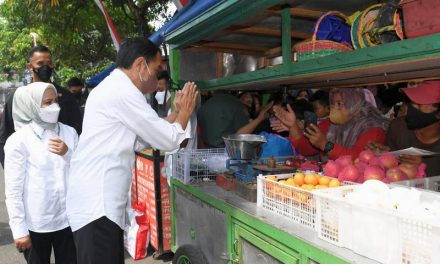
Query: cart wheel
172,245,207,264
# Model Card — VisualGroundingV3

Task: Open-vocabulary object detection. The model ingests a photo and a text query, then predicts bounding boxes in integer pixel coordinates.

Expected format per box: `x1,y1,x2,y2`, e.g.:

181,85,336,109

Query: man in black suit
0,45,82,167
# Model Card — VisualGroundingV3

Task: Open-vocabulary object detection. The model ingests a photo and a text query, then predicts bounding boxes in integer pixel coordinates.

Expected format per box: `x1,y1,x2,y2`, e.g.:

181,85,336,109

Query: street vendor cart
160,0,440,263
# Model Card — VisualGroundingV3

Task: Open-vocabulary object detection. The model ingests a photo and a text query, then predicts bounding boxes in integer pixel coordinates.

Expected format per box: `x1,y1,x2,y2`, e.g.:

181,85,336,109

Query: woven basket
294,11,353,61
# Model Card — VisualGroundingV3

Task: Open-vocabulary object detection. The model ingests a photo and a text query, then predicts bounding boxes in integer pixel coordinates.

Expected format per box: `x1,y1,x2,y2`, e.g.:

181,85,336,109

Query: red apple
359,150,375,164
364,165,385,181
323,160,341,178
379,153,399,169
386,167,408,182
338,165,360,182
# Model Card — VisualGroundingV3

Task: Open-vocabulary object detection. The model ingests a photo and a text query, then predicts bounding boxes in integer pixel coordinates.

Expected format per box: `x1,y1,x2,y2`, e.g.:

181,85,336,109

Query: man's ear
26,62,32,70
133,57,145,71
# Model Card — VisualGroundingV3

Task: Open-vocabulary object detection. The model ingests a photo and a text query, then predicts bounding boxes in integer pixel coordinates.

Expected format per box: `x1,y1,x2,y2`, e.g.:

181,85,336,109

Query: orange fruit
293,173,305,186
301,184,315,191
285,181,298,187
266,175,277,181
328,179,341,188
304,174,318,186
314,185,327,190
318,176,331,186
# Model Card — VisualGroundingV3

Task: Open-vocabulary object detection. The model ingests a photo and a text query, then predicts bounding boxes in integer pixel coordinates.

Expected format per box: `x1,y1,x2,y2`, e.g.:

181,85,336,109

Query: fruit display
283,157,321,172
323,150,427,183
265,172,341,191
259,172,347,230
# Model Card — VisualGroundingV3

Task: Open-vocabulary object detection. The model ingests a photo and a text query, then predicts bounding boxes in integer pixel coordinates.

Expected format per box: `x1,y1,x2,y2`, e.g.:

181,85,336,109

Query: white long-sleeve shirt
66,69,189,232
4,122,78,239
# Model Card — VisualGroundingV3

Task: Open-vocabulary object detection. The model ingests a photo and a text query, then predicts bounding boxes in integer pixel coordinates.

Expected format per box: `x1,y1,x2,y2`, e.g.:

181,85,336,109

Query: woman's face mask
330,108,351,125
405,103,440,130
329,94,351,125
39,102,60,123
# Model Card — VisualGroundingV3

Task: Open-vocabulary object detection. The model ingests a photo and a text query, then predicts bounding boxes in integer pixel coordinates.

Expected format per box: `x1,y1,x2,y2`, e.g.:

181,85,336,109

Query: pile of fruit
265,172,342,190
323,150,426,183
284,157,321,172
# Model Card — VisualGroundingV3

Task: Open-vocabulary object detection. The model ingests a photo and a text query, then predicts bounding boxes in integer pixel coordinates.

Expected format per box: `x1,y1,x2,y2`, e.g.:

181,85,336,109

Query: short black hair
67,77,83,87
27,45,52,62
116,37,160,69
268,93,295,106
158,71,169,81
310,90,330,107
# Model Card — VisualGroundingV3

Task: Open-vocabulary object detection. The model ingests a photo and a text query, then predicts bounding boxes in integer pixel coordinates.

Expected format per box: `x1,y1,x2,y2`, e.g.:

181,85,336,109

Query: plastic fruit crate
314,185,355,247
171,148,228,184
256,174,353,230
391,176,440,192
314,184,440,263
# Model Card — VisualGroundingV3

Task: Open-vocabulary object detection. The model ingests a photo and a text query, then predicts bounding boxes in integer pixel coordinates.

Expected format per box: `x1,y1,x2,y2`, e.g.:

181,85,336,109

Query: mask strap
145,61,152,76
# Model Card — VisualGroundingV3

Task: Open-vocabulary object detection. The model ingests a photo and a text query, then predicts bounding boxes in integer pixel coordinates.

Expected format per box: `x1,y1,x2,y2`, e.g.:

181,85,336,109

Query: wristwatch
323,141,334,154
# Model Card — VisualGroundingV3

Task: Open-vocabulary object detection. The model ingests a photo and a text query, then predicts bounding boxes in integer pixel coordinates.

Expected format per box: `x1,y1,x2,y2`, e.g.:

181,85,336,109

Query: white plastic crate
257,174,353,230
392,176,440,192
171,148,228,184
314,185,355,247
314,184,440,264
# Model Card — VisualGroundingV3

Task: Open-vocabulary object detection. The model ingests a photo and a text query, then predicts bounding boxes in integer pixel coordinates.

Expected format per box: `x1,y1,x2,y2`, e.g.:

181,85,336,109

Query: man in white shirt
66,37,197,264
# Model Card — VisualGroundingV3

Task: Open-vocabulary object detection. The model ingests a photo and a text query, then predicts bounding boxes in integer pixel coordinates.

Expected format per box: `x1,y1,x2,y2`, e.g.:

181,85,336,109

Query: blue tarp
149,0,219,45
86,0,219,86
85,64,116,86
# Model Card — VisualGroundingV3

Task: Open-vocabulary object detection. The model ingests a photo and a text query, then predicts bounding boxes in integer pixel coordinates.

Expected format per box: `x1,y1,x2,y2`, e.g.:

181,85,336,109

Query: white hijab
12,82,58,130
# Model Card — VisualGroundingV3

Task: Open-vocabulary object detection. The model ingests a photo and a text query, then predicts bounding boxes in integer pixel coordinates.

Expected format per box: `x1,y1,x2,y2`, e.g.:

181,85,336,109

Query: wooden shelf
167,0,440,90
187,33,440,90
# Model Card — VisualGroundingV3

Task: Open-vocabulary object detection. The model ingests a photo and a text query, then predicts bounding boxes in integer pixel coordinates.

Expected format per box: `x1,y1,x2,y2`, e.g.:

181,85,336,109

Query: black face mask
405,103,439,130
33,65,53,82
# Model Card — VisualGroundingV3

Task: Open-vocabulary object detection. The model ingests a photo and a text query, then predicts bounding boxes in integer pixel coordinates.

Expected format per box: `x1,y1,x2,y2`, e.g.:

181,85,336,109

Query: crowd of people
2,37,439,264
197,83,439,177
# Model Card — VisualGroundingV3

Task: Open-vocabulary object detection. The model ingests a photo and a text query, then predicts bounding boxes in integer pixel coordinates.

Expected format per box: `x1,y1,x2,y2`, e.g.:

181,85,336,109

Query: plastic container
314,184,440,263
257,174,353,230
401,0,440,38
171,148,228,184
391,176,440,192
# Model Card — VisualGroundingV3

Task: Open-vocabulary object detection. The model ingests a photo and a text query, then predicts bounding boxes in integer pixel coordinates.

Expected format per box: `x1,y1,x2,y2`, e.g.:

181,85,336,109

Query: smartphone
304,111,318,129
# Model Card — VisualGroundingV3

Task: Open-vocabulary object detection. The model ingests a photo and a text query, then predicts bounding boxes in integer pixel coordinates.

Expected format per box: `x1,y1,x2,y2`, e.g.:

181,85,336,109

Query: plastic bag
259,131,295,158
124,204,150,260
315,15,351,45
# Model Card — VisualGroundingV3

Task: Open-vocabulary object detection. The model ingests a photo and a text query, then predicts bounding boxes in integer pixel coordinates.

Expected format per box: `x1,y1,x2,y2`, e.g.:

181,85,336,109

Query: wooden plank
185,45,263,56
230,27,311,40
290,8,323,19
265,8,323,20
198,42,267,52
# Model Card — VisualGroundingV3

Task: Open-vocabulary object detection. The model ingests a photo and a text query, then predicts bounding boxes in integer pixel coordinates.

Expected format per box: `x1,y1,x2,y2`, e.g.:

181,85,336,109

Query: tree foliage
0,0,171,86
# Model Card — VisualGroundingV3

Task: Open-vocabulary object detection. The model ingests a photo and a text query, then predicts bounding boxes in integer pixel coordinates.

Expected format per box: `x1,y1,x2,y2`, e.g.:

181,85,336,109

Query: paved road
0,167,172,264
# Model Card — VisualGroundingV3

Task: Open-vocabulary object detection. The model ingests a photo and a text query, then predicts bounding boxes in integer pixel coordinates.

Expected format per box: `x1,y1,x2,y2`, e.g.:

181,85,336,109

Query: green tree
0,0,171,85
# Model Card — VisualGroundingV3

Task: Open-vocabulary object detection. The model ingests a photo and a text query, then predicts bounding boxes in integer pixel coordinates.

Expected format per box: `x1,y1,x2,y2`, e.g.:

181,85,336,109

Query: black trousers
24,227,76,264
73,217,124,264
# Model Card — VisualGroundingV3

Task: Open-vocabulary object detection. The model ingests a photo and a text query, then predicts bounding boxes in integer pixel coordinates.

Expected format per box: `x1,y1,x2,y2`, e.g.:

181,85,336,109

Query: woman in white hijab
4,82,78,264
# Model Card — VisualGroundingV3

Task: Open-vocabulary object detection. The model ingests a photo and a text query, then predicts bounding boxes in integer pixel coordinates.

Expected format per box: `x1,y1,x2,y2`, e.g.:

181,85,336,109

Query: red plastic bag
124,204,150,260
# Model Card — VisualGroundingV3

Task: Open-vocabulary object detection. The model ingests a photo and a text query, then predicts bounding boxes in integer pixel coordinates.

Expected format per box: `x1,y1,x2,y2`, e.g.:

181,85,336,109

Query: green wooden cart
165,1,440,263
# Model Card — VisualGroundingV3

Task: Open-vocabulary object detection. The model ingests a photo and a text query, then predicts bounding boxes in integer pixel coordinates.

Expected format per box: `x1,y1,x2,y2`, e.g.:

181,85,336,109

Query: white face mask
138,60,158,93
39,103,60,123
